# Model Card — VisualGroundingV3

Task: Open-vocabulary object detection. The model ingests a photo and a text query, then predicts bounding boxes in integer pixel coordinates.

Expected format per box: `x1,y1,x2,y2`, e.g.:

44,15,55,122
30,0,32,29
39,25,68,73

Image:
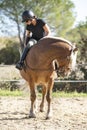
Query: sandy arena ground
0,97,87,130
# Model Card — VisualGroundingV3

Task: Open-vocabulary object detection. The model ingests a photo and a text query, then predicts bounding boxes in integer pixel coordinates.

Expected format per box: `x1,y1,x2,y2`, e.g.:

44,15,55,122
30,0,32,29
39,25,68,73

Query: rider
16,10,51,70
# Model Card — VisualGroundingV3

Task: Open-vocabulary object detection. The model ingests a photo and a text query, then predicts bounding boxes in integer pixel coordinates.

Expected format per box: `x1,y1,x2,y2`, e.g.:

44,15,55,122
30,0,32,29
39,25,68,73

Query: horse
20,36,78,119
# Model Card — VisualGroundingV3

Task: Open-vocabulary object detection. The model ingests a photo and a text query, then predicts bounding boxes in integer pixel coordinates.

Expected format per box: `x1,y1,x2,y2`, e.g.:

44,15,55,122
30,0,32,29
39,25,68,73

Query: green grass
52,91,87,97
0,90,23,96
0,90,87,97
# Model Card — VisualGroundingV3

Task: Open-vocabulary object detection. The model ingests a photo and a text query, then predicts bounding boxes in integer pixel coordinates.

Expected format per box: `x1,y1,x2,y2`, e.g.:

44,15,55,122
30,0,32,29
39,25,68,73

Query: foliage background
0,0,87,92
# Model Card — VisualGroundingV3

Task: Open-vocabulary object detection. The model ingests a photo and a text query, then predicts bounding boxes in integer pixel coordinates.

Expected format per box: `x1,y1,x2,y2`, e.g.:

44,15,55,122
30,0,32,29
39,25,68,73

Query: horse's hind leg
29,82,36,118
46,78,54,119
40,85,46,112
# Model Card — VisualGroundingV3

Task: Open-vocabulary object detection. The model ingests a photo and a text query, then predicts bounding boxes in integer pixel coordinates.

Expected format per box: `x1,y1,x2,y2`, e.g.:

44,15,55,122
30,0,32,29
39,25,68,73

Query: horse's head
64,47,78,77
56,47,78,77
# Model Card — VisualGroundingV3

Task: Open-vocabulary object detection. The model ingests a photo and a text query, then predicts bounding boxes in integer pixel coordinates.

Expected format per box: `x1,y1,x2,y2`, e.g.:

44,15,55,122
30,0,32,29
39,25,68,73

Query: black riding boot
16,39,37,70
16,46,30,70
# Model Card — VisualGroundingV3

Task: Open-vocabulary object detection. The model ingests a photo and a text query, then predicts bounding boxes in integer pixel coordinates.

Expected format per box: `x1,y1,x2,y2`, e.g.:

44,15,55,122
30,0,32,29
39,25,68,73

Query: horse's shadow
0,112,29,121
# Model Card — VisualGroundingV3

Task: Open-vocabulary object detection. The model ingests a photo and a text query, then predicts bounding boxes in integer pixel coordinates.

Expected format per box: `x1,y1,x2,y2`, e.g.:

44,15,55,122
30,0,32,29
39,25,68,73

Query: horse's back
38,36,73,47
30,36,72,54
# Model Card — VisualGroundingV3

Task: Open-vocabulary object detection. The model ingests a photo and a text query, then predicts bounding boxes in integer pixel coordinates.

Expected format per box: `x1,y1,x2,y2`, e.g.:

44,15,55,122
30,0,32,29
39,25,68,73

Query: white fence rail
0,65,87,92
0,79,87,84
0,65,87,83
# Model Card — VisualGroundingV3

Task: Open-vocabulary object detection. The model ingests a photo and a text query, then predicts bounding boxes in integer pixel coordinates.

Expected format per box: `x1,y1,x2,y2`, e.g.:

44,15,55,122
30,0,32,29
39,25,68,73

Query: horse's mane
38,36,73,47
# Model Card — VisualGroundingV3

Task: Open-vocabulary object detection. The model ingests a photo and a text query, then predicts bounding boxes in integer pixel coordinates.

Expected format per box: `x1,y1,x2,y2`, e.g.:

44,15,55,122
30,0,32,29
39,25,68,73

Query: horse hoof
29,115,36,118
29,113,36,118
45,116,51,120
40,109,44,112
46,112,53,120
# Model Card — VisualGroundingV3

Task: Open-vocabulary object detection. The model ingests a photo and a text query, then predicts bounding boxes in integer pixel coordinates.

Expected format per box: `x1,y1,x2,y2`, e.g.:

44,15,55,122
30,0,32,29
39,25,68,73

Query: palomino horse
20,36,78,119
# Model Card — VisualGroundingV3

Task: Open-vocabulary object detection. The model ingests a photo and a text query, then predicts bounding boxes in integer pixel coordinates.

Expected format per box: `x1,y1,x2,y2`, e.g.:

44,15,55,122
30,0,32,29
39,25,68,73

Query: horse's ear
73,47,78,52
72,43,78,52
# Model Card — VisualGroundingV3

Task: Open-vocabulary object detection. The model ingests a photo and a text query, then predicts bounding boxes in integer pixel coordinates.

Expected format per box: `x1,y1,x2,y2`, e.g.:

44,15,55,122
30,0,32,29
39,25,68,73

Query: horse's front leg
46,78,54,119
29,82,36,118
40,85,46,112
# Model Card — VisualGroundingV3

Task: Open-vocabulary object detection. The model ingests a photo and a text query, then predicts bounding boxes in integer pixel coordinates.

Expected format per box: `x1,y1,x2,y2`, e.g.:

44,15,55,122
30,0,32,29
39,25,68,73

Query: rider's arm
43,24,51,36
24,30,31,46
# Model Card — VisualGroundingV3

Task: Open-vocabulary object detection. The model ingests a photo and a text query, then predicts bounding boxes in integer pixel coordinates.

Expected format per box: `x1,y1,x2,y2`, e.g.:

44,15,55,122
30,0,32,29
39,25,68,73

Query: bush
0,81,19,91
0,38,20,64
53,82,87,93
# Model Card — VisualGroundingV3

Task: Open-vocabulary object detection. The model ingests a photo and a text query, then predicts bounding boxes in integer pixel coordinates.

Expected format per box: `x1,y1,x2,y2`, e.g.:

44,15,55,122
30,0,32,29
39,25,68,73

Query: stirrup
16,62,24,70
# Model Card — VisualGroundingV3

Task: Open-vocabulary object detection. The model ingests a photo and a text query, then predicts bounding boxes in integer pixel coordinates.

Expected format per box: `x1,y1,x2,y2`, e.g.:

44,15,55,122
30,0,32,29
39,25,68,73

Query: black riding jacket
26,18,46,41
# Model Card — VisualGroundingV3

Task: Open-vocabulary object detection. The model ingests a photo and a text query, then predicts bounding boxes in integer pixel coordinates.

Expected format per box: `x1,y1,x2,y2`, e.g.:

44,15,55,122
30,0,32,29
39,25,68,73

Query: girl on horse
16,10,50,70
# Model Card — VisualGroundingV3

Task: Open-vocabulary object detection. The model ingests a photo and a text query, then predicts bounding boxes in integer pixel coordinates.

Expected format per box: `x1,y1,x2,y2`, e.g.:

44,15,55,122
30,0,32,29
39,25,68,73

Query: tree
0,0,75,49
67,19,87,80
67,19,87,63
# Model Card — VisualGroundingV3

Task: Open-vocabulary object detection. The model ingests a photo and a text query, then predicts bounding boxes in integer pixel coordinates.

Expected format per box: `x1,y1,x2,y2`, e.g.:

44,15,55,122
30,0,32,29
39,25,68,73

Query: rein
25,63,55,71
24,55,71,77
25,63,69,77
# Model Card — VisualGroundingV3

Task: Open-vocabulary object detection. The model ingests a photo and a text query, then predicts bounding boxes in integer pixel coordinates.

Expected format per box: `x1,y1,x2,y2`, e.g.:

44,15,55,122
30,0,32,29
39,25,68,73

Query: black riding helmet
22,10,35,22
